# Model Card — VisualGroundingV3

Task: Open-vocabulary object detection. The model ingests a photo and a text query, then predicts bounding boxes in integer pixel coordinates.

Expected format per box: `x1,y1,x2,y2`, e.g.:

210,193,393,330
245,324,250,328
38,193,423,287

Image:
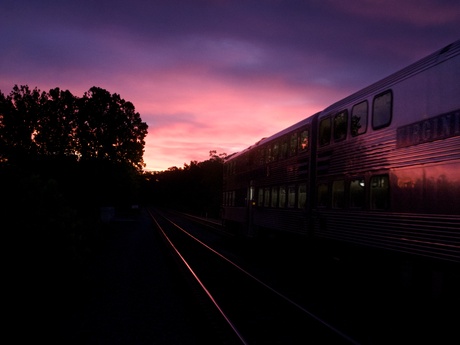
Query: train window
266,146,272,163
247,152,254,167
257,188,264,206
370,175,390,210
350,179,365,208
258,148,265,165
224,191,234,207
288,185,296,208
289,133,298,156
317,183,329,207
299,129,309,151
333,111,348,142
298,183,307,208
273,142,280,161
271,186,278,207
373,90,392,129
280,138,288,159
264,188,270,207
332,180,345,208
351,101,368,136
279,186,286,208
319,117,331,146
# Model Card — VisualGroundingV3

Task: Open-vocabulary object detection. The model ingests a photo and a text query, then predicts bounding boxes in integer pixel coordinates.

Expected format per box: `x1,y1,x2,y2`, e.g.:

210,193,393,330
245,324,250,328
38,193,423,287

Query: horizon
2,0,459,171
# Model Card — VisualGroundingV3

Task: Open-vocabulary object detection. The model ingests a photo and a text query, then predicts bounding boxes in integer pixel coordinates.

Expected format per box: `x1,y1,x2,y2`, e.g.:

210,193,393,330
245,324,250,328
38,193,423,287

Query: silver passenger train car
222,40,460,263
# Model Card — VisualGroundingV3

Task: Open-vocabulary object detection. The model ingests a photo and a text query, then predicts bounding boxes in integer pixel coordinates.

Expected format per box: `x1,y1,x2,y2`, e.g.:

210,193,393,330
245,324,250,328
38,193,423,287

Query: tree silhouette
35,87,78,158
0,85,41,164
0,85,148,170
1,84,149,277
1,85,151,341
76,87,148,170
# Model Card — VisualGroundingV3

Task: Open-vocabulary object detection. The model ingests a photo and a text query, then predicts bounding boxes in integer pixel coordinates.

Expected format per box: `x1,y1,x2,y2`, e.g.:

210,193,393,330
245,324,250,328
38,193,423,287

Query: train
222,40,460,264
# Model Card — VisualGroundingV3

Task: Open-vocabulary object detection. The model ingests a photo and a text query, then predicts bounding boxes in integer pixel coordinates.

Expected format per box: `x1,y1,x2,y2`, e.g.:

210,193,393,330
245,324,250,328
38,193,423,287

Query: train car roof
225,112,320,162
320,39,460,116
224,39,459,163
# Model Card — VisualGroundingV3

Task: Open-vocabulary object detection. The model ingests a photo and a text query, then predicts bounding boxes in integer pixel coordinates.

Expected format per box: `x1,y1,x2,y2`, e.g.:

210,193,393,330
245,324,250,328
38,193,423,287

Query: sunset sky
1,0,459,171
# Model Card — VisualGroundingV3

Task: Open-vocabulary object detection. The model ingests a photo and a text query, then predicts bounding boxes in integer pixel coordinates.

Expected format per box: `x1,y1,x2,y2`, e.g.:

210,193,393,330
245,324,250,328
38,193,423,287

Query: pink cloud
133,68,339,171
2,0,457,173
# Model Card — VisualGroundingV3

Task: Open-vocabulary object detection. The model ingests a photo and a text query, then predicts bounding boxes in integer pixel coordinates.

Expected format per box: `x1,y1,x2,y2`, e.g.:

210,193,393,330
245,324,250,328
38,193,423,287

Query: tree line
1,85,148,169
142,150,226,219
2,84,228,341
1,85,148,268
1,84,226,261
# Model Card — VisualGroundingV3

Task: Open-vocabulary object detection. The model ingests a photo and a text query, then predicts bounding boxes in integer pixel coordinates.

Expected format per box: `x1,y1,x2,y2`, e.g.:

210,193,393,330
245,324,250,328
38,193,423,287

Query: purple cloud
1,0,459,170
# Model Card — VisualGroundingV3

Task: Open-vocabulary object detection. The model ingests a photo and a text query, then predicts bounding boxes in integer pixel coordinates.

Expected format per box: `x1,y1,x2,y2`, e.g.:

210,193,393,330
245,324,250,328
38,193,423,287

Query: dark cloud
1,0,459,170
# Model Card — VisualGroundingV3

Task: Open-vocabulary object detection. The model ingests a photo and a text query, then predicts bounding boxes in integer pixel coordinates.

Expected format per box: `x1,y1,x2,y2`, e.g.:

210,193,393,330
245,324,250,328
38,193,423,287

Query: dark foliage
1,85,148,318
0,85,148,169
141,151,226,218
1,84,228,340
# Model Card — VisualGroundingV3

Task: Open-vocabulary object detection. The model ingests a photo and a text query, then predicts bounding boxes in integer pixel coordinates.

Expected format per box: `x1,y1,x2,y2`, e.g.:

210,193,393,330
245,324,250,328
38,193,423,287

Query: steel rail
148,209,249,345
161,211,361,345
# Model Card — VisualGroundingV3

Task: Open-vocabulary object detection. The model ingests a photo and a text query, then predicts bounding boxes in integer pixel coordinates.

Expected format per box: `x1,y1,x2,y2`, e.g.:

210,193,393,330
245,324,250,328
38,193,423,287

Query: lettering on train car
396,110,460,148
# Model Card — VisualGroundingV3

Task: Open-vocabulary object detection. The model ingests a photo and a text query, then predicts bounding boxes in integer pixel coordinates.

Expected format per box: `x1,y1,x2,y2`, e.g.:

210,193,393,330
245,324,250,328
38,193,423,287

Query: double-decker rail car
313,40,460,263
222,40,460,263
222,113,319,236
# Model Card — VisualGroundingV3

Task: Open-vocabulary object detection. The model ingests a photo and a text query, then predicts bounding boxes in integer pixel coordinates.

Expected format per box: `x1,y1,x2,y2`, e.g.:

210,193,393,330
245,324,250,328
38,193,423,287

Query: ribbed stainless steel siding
318,129,460,177
313,211,460,262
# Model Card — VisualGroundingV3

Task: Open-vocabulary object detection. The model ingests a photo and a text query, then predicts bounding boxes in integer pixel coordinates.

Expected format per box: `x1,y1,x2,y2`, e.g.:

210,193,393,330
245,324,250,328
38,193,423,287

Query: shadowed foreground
17,209,219,344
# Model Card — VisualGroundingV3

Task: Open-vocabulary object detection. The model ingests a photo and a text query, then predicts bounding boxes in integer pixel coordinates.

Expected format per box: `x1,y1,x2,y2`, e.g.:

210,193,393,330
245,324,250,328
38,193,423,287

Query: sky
1,0,459,171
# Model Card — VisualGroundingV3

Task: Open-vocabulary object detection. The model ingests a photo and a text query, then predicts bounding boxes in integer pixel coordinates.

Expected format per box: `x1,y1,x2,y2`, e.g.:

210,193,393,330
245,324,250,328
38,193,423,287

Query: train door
247,181,256,237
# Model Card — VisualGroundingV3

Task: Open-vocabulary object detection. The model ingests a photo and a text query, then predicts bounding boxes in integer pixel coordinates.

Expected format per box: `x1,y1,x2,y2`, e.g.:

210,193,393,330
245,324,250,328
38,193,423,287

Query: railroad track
148,208,360,344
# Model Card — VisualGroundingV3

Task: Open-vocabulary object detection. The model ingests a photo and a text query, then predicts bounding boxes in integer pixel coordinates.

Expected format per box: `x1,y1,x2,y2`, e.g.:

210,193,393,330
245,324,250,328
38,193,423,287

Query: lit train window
319,117,331,146
372,90,392,129
288,185,296,207
333,111,348,142
299,130,309,151
351,101,368,136
289,133,297,156
298,183,307,208
332,180,345,208
279,186,286,208
317,183,329,207
370,175,390,210
271,186,278,207
349,179,365,208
